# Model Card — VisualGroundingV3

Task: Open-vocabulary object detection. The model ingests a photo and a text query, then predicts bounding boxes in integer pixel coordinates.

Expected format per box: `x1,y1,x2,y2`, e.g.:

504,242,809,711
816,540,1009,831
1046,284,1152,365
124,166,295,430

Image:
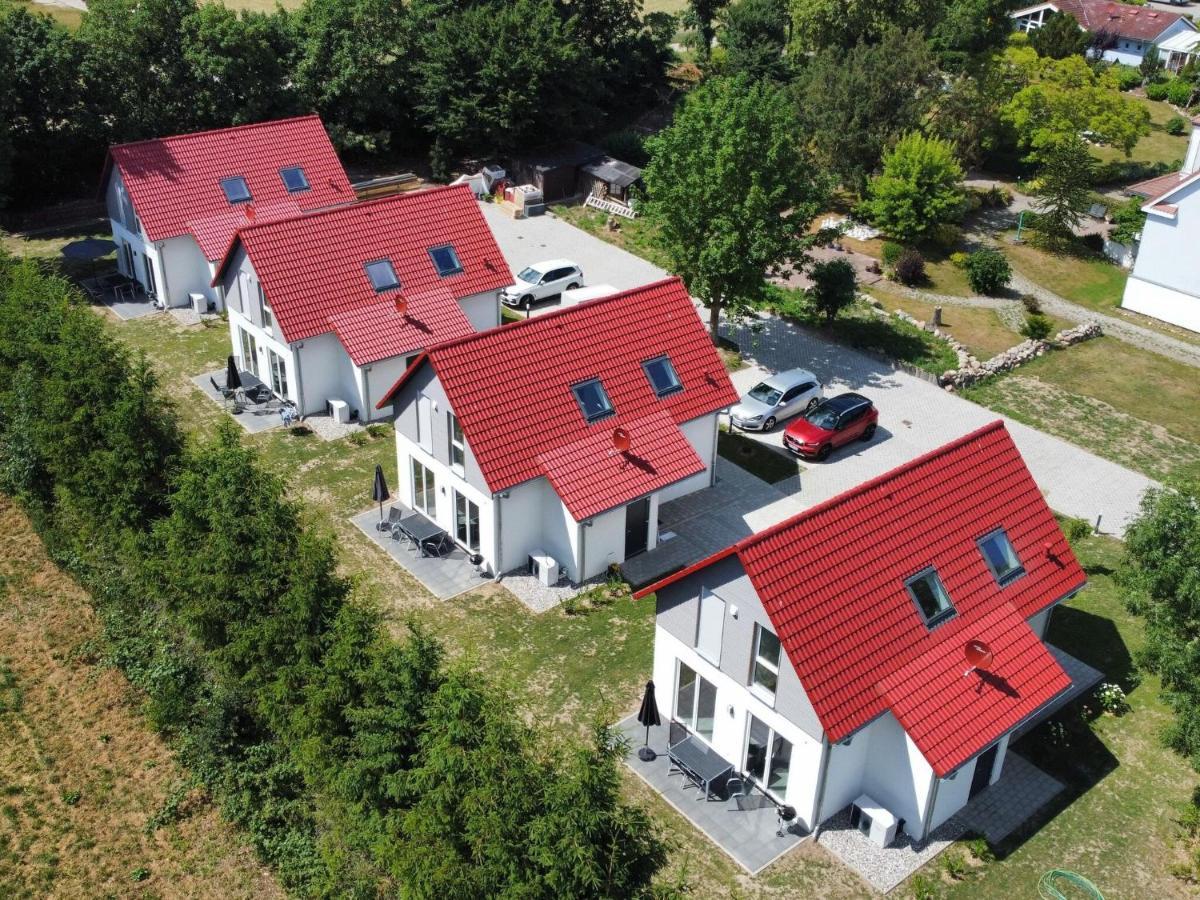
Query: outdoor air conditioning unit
528,549,558,587
190,292,207,315
849,795,899,848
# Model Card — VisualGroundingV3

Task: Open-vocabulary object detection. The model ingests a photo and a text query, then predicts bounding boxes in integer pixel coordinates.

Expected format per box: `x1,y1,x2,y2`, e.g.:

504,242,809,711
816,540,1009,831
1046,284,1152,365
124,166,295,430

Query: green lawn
718,426,803,484
1004,238,1128,314
1090,96,1190,171
843,235,976,299
963,337,1200,482
10,0,84,29
552,204,674,271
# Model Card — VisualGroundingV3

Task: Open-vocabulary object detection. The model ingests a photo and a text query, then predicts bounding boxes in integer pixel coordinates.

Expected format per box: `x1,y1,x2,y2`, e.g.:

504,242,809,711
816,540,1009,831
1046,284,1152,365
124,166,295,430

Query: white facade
1121,125,1200,333
104,170,223,311
221,248,500,420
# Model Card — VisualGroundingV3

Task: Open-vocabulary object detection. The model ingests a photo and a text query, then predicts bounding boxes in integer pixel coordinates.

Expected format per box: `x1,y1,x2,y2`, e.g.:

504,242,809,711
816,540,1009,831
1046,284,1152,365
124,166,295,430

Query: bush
1146,81,1170,101
1064,515,1093,545
599,129,649,168
1080,232,1105,254
1020,293,1042,314
1021,313,1053,340
881,241,905,267
1095,682,1131,715
964,249,1012,295
1168,78,1195,108
940,851,967,880
1113,64,1142,91
893,249,927,285
929,223,961,252
984,185,1013,208
1167,114,1190,136
965,835,996,863
949,251,970,268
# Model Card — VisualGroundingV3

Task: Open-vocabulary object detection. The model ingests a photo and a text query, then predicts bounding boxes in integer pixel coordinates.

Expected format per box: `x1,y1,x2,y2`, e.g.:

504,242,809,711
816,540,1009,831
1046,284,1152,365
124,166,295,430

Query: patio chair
210,376,241,410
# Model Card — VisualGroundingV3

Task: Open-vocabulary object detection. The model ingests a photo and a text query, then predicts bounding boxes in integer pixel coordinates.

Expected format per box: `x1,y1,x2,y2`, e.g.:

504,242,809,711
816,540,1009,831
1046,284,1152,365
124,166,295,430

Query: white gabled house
1010,0,1196,65
212,184,511,421
100,116,354,310
1121,118,1200,333
635,422,1097,842
375,277,739,582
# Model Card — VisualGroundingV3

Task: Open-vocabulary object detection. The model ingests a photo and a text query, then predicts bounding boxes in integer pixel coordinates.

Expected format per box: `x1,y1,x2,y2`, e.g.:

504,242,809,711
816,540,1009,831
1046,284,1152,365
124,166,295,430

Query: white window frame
239,328,258,377
267,347,289,400
695,588,724,665
448,412,465,474
750,624,781,704
416,394,434,455
743,713,793,800
411,457,436,516
257,282,274,333
674,659,717,743
453,489,480,553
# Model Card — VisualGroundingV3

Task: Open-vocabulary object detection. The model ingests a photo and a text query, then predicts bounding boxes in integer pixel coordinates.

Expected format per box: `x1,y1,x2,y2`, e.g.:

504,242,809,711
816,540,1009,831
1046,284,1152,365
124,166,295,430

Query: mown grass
843,235,976,299
1090,96,1189,170
718,426,803,484
963,337,1200,482
0,498,283,900
916,532,1200,899
9,0,84,29
1004,237,1128,314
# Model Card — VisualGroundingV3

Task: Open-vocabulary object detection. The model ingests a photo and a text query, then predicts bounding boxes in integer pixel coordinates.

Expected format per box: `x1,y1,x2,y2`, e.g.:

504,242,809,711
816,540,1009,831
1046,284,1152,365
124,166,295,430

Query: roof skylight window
429,245,463,277
364,259,401,292
280,166,310,193
572,378,615,423
642,355,683,398
905,567,956,628
220,176,252,204
978,528,1025,586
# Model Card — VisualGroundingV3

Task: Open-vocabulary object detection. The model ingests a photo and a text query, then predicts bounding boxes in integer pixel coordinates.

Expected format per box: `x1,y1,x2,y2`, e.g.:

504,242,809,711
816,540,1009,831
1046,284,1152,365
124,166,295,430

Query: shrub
881,241,905,267
984,185,1013,208
965,835,995,863
1095,682,1131,715
964,249,1012,295
1167,114,1190,136
929,222,961,252
1021,313,1053,340
1147,81,1170,101
1168,78,1195,108
599,129,649,168
949,251,970,268
1064,515,1093,545
910,873,937,899
1113,64,1142,91
1020,293,1042,314
1080,232,1105,253
893,249,927,285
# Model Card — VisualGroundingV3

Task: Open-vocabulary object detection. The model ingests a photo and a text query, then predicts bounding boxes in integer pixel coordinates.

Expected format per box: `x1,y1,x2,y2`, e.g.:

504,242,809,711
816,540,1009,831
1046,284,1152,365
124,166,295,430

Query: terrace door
969,744,999,799
625,496,650,558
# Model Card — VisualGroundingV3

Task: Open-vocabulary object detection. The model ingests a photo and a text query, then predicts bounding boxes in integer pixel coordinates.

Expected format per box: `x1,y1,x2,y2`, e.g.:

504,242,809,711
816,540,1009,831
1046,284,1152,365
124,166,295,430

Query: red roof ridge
633,419,1010,598
109,114,325,153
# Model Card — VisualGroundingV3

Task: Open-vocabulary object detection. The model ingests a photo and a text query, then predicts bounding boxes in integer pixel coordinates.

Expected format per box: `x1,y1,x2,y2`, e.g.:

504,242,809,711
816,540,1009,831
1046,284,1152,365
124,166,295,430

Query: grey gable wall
390,362,490,494
655,555,824,739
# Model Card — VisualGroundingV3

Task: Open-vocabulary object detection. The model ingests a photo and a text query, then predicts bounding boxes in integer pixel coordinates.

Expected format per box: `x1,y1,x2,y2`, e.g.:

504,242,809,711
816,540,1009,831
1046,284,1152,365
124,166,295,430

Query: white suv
501,259,583,309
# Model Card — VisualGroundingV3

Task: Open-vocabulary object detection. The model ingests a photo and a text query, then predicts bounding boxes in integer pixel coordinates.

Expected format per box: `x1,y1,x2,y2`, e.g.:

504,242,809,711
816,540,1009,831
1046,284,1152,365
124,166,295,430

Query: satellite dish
393,295,408,316
244,204,256,221
612,427,631,453
964,639,994,675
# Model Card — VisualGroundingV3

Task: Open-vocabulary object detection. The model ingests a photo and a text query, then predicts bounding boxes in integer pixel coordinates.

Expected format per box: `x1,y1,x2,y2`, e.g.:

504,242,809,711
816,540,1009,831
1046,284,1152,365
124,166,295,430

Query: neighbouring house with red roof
213,184,511,421
376,277,738,582
634,422,1099,843
1011,0,1195,65
1120,117,1200,333
100,116,354,311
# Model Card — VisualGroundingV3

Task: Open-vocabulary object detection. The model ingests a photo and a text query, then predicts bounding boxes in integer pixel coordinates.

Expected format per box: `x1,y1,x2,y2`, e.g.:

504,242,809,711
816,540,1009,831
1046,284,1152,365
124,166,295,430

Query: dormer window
221,176,251,204
642,355,682,397
571,378,614,423
280,166,310,193
364,259,400,292
429,245,463,276
978,528,1024,586
906,567,956,628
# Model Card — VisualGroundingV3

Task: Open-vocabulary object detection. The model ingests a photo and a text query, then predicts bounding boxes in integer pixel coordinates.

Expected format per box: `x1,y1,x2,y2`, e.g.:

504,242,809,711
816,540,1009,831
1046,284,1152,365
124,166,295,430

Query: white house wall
159,235,219,310
1123,276,1200,333
859,714,936,837
816,725,872,825
651,626,824,823
580,502,627,580
658,414,720,504
357,352,412,422
1123,176,1200,333
457,289,501,332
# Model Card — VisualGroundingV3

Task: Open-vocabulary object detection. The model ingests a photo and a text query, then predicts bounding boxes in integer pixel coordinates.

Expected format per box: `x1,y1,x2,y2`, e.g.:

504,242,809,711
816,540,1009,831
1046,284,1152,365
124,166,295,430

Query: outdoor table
398,513,450,558
668,733,734,801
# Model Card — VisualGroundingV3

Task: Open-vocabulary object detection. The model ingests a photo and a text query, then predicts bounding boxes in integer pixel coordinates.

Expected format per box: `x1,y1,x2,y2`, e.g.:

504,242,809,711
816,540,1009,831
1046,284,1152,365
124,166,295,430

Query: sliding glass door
744,714,792,799
454,490,480,553
675,661,717,742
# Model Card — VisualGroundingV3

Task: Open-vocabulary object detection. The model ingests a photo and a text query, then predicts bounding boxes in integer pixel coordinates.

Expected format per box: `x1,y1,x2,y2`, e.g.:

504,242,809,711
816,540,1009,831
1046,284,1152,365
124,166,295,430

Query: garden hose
1037,869,1104,900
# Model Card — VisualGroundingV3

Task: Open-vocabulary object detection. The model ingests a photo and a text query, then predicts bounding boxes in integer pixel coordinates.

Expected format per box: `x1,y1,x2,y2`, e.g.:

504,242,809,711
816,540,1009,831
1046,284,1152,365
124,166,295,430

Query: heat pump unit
528,550,558,587
849,794,899,848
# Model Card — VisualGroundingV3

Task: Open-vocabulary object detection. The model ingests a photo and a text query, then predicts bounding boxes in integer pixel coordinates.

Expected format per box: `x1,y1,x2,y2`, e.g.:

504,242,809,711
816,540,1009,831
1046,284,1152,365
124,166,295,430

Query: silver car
730,368,823,431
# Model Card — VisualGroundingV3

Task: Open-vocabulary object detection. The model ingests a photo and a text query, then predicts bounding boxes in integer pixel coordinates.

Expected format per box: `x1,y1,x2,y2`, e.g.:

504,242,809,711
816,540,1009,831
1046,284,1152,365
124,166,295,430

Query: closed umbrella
226,355,242,391
372,464,390,531
636,680,661,761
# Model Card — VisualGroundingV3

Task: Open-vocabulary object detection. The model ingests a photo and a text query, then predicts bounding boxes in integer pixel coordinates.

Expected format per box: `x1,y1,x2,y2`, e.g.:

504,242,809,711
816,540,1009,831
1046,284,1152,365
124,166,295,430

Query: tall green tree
788,0,939,50
1028,10,1089,59
684,0,728,59
643,75,826,340
865,131,965,245
1031,135,1094,245
718,0,790,81
1120,477,1200,768
929,0,1021,69
795,28,939,193
807,258,858,324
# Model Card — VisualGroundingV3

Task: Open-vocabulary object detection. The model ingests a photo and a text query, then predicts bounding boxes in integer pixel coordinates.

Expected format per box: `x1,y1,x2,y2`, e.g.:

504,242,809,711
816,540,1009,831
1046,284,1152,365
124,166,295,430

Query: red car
783,392,878,460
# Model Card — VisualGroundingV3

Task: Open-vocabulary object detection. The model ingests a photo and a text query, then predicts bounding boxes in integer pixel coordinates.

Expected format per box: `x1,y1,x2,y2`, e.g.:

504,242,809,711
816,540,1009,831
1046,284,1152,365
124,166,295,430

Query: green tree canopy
718,0,790,81
865,131,965,245
1031,134,1095,245
807,257,858,324
1028,10,1090,59
643,75,827,339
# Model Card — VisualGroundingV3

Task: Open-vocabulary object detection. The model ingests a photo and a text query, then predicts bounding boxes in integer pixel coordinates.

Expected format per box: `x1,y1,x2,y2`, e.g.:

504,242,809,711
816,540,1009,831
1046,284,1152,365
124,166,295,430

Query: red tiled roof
327,287,475,367
878,603,1071,776
219,184,510,345
1031,0,1191,41
538,410,706,521
635,422,1087,756
104,116,354,259
379,277,738,515
1126,170,1187,199
186,200,303,262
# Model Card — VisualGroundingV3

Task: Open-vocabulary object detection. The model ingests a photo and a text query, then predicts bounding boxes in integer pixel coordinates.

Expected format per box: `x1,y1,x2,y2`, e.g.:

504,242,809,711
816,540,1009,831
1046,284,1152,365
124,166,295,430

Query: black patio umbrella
225,355,242,391
636,680,661,762
372,464,390,530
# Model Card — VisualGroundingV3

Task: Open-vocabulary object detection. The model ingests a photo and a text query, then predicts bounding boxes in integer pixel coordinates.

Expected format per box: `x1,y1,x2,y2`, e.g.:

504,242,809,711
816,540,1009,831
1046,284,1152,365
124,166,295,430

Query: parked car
501,259,583,309
729,368,823,431
783,392,878,460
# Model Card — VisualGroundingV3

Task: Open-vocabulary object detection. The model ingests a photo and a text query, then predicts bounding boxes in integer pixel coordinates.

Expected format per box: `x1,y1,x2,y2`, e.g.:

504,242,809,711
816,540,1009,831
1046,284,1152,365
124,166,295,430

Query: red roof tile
636,422,1087,756
538,410,707,521
878,603,1071,776
327,287,475,367
104,116,354,259
1034,0,1191,41
220,184,510,345
186,200,303,262
1126,170,1187,199
380,277,738,515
